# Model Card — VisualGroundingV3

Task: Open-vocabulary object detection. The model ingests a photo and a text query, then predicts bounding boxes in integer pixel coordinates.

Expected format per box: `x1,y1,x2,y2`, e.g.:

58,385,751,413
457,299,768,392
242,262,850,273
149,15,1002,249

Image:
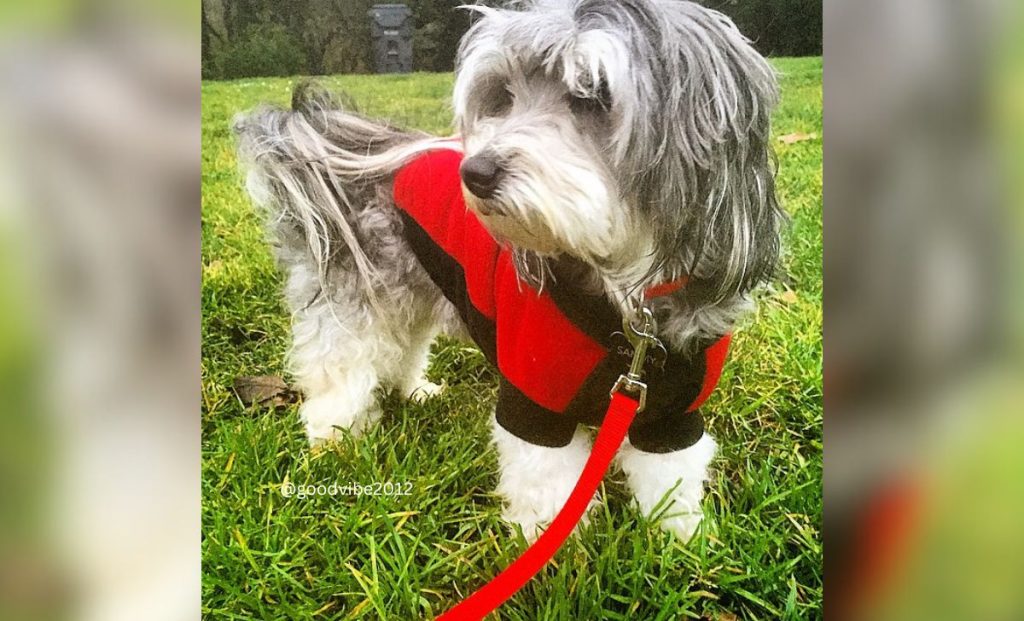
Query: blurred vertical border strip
825,0,1024,619
0,2,199,621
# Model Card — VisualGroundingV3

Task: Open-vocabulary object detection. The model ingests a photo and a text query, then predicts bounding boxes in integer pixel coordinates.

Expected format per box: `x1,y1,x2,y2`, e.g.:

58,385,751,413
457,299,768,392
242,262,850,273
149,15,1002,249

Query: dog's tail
233,80,458,314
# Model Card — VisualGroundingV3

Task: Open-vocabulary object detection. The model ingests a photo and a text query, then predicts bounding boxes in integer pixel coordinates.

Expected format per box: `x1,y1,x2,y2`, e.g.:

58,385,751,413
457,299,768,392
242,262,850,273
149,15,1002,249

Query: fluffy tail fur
233,81,457,312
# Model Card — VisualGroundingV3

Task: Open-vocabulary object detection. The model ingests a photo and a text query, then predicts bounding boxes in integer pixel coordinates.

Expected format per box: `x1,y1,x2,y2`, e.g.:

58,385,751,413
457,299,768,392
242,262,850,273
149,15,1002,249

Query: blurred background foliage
201,0,822,80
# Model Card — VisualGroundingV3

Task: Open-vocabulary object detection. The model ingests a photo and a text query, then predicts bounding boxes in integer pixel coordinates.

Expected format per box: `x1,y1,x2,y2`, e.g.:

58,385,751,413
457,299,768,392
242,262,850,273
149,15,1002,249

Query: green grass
202,57,822,620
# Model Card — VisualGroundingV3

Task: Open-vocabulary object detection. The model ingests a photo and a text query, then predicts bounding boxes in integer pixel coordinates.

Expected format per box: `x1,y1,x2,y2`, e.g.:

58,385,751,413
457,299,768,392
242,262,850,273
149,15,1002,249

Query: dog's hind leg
291,312,382,444
287,278,398,444
395,319,444,403
394,296,464,402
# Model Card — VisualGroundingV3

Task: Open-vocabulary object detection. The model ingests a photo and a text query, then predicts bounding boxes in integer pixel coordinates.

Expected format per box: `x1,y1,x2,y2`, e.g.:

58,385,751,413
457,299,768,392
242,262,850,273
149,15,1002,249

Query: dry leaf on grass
233,375,297,408
779,289,799,304
778,132,817,144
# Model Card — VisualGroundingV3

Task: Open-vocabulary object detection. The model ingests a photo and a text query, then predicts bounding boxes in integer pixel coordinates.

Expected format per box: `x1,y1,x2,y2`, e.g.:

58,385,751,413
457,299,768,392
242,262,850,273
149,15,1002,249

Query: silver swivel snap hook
611,301,664,412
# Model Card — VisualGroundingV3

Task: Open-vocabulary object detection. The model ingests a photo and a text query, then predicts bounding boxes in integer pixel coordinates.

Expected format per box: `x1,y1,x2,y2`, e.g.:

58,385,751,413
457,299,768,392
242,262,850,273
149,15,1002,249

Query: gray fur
233,84,451,319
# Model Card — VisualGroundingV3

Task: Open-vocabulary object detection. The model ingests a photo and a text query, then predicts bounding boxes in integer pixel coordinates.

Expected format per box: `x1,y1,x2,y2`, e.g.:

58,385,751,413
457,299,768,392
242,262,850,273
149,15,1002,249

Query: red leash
438,392,640,620
439,298,671,620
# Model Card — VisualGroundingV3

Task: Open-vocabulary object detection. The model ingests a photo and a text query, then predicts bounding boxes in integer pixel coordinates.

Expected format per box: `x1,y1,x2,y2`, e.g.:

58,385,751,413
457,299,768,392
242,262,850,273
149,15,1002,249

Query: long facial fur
454,0,784,309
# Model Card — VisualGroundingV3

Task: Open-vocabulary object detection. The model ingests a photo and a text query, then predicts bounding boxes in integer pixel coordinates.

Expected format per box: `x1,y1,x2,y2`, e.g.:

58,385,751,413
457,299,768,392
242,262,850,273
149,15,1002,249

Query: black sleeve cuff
628,410,705,453
494,379,578,448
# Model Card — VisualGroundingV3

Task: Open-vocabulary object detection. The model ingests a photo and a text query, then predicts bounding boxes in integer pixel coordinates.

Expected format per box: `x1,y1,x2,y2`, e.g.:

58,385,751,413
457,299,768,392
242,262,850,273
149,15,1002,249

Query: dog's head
454,0,783,299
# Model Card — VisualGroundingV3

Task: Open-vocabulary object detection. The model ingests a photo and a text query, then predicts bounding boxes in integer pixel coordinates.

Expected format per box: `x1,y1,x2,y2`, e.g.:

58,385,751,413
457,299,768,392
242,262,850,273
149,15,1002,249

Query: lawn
201,57,822,620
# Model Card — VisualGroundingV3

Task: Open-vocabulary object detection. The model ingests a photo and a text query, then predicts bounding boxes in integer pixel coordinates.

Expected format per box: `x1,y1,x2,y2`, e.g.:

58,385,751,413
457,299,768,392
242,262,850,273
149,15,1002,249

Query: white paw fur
491,416,598,541
404,380,445,403
617,433,717,540
300,388,381,445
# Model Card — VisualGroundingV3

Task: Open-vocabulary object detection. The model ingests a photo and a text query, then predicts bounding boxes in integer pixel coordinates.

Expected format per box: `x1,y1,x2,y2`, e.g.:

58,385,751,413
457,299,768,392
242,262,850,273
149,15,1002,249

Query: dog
233,0,783,541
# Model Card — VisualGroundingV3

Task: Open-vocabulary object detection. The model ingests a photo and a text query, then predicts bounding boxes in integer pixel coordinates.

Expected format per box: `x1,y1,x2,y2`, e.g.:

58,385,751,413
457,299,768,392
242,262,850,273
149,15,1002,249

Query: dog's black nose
460,155,504,199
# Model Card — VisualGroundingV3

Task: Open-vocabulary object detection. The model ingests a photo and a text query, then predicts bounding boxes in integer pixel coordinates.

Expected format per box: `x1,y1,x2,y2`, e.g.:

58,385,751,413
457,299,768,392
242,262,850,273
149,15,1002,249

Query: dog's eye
567,80,611,116
568,94,609,115
573,76,610,115
482,86,513,117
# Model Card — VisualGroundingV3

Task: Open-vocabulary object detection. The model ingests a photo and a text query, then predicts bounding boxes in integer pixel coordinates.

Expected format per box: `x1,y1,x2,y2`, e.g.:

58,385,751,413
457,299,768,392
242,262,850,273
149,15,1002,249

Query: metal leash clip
610,302,663,413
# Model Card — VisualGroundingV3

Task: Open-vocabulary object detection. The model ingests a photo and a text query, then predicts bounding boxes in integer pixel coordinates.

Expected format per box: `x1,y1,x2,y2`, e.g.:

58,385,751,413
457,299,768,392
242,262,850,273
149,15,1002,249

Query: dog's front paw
631,481,707,542
653,504,705,541
492,421,599,542
618,434,717,542
502,506,553,543
500,493,598,542
405,380,445,404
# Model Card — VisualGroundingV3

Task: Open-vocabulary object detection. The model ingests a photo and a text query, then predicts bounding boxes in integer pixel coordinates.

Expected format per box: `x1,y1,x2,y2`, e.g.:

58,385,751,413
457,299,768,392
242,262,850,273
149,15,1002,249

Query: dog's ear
636,3,785,302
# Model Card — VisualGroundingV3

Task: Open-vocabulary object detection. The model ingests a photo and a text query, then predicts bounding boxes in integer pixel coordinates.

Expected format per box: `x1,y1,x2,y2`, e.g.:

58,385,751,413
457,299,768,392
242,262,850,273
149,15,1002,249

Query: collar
642,276,689,301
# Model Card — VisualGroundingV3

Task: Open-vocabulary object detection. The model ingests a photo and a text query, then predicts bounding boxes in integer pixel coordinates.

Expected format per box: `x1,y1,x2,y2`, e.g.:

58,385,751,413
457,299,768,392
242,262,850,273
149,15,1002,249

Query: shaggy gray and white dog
234,0,782,540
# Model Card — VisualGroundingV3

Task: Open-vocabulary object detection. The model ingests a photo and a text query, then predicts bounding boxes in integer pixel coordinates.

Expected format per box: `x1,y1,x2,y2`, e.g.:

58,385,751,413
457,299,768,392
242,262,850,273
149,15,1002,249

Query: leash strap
437,391,641,620
439,284,681,619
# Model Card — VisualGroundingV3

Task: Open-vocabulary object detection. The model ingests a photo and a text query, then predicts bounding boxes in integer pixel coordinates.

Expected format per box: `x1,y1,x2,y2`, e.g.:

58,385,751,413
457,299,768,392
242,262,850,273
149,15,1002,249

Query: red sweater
393,150,729,452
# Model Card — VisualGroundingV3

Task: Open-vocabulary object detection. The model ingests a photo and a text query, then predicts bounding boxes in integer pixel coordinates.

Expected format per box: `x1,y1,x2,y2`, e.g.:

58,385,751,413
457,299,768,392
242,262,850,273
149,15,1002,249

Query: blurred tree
701,0,822,56
201,0,822,79
219,22,308,78
323,0,375,74
407,0,472,72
